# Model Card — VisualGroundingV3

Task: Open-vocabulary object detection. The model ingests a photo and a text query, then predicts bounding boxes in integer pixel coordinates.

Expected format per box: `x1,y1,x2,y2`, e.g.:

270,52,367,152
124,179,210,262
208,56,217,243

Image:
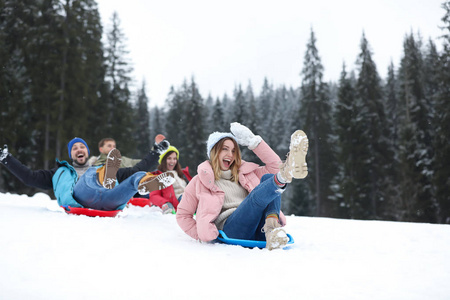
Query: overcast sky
96,0,446,107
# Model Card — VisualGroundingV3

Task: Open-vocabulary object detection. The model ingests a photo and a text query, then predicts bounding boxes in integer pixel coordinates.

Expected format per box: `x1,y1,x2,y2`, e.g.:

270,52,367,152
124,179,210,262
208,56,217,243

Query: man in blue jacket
0,137,174,211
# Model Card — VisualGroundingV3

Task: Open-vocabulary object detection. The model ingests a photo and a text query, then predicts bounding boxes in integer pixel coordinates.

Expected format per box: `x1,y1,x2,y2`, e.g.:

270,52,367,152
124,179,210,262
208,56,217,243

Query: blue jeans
222,174,284,241
73,167,146,211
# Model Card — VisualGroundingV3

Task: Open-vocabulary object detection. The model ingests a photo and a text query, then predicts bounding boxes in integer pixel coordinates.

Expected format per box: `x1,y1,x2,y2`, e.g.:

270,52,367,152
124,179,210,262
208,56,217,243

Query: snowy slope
1,192,449,300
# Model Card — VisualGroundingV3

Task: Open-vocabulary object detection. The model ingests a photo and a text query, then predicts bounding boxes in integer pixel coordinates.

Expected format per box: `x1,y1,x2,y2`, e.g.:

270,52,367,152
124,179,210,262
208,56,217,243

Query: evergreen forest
1,0,449,224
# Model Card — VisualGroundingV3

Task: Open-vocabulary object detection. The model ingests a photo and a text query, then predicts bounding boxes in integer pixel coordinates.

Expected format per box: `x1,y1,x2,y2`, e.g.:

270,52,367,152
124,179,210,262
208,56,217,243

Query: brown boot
137,172,175,195
263,217,289,250
97,148,122,189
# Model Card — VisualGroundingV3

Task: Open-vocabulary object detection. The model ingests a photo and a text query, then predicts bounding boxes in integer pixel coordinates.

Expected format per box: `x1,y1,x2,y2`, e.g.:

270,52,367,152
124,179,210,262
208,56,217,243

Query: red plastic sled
128,197,153,207
62,206,122,217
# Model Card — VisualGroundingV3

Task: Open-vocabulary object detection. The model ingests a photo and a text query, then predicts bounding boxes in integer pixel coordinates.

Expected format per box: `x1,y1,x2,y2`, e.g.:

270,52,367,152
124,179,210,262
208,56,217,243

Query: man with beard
0,137,175,211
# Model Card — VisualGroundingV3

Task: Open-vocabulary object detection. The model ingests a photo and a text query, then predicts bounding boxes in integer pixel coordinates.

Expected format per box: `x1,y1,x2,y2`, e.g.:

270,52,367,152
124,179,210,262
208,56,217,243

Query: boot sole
266,227,289,250
103,148,122,189
138,172,175,195
289,130,308,179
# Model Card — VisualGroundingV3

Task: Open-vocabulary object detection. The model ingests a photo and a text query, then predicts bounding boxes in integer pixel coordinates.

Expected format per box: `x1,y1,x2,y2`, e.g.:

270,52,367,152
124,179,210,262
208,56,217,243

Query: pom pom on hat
67,137,90,158
159,146,179,164
206,132,236,158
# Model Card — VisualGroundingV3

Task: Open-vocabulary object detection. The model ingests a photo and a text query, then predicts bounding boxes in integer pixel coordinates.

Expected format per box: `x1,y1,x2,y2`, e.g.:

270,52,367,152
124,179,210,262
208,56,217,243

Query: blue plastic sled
217,230,294,249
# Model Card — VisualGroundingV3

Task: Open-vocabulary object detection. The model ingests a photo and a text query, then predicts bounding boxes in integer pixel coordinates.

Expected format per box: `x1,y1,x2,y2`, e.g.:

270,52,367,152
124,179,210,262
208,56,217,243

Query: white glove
0,145,9,162
230,122,262,150
152,140,170,155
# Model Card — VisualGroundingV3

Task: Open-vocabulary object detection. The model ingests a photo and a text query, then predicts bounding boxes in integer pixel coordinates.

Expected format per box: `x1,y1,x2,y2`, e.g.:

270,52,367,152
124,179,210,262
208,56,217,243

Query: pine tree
133,80,151,157
221,93,232,127
58,0,106,158
434,1,450,223
165,85,187,148
385,62,401,157
398,32,438,223
0,0,37,193
26,1,62,168
203,94,214,131
330,64,359,219
149,105,166,145
0,0,105,194
423,39,441,106
256,78,274,141
103,11,135,155
272,86,289,155
245,81,257,133
286,86,301,135
232,84,255,160
422,39,441,219
0,0,34,150
354,32,390,219
183,78,205,175
241,81,259,163
296,28,336,217
211,98,226,132
382,62,404,220
232,84,247,124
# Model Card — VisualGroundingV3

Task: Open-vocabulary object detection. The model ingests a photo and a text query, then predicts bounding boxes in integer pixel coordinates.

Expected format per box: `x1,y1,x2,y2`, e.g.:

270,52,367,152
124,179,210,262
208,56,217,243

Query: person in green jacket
90,138,141,167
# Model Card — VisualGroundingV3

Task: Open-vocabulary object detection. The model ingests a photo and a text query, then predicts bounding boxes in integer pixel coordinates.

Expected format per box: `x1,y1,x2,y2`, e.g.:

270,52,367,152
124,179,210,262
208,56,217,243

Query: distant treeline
1,0,449,224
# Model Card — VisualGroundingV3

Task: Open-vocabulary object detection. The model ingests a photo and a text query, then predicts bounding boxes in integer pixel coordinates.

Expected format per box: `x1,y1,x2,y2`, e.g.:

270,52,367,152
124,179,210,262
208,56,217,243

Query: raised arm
230,123,281,176
116,140,170,182
0,145,55,190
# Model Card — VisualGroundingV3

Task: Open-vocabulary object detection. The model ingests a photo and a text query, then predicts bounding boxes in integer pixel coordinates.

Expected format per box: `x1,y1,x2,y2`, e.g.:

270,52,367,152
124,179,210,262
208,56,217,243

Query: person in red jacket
149,146,192,214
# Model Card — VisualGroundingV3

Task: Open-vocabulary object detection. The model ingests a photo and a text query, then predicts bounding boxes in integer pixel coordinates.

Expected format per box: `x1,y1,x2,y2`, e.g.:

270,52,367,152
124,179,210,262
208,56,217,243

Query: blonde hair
209,138,241,182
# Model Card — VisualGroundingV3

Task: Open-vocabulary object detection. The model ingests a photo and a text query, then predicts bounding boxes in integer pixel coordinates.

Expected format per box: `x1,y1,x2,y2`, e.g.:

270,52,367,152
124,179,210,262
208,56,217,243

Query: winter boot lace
137,172,175,195
279,130,309,183
97,148,122,189
263,217,289,250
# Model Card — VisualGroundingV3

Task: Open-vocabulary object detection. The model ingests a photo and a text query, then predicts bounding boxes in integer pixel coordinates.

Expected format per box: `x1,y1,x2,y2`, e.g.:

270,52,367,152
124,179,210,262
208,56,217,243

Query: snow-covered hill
1,192,449,300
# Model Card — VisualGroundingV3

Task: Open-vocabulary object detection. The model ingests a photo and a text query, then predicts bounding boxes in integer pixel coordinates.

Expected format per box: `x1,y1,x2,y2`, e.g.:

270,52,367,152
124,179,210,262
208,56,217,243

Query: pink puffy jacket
176,140,287,242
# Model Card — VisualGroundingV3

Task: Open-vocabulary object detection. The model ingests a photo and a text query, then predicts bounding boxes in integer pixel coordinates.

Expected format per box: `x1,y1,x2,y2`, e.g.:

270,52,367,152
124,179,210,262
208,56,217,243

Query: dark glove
0,144,9,163
152,140,170,155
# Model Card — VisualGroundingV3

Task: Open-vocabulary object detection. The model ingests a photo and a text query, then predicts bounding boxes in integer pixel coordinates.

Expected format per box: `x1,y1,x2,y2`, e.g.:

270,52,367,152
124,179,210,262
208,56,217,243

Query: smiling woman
217,139,236,171
146,145,192,214
209,134,241,182
176,122,309,250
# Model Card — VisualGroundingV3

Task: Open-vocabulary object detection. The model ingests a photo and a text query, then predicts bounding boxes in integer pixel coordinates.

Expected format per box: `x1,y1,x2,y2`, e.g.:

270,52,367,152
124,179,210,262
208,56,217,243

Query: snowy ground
1,192,449,300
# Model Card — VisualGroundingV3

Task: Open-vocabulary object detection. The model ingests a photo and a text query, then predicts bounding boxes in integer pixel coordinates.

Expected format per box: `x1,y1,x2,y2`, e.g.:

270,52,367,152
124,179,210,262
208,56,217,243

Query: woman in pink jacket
176,122,309,250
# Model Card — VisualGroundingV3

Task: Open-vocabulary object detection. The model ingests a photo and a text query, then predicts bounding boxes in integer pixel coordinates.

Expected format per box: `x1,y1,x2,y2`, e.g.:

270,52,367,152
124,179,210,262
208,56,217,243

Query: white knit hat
206,132,237,158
